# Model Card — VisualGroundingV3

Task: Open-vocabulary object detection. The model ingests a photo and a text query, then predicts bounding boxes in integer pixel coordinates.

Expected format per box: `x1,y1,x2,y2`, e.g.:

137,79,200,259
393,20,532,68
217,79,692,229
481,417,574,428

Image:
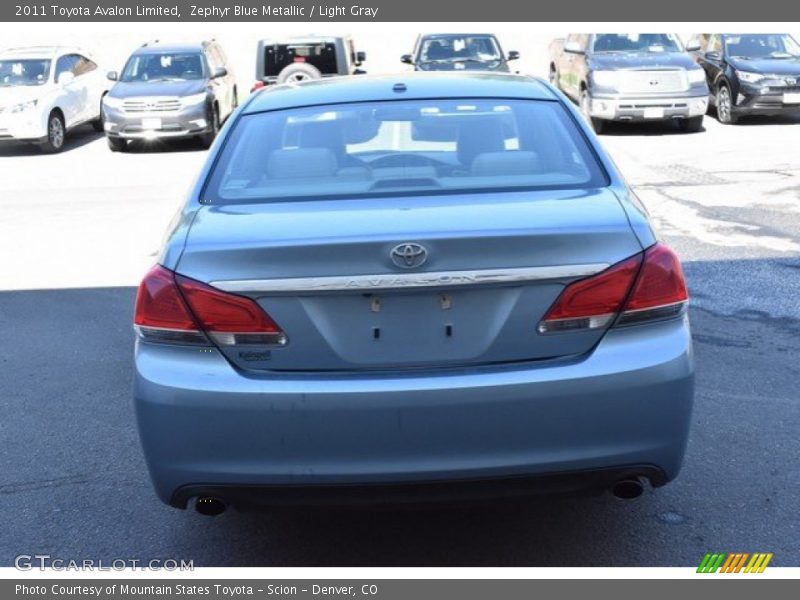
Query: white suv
0,46,108,152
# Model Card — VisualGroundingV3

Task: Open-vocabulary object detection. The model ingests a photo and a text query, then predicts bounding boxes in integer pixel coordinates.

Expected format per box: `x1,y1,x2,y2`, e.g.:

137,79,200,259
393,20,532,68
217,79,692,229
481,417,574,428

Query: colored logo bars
697,552,773,573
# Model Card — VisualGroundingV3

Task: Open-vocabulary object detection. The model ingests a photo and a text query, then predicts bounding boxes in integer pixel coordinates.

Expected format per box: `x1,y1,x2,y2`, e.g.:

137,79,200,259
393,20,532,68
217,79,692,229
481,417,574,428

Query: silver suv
102,40,237,151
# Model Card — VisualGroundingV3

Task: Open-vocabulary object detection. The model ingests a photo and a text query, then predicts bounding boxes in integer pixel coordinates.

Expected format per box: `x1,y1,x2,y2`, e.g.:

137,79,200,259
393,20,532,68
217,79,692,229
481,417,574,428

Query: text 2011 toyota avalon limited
133,73,693,515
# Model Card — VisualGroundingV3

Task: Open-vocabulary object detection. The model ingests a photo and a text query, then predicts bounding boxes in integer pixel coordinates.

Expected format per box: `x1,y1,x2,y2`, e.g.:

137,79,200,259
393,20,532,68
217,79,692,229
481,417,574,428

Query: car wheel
199,106,219,149
40,111,66,153
276,63,322,84
107,136,127,152
580,89,605,134
716,85,738,124
678,115,704,133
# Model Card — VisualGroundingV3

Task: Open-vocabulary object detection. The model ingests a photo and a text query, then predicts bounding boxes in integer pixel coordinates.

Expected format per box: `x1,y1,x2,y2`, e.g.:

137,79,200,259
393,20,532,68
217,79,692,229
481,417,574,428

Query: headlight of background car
736,70,764,84
102,95,124,109
180,93,208,108
11,99,38,113
591,71,621,89
687,69,706,84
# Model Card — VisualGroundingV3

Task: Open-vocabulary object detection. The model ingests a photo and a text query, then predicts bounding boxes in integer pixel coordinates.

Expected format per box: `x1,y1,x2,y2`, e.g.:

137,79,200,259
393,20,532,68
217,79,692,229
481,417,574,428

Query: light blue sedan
133,73,693,515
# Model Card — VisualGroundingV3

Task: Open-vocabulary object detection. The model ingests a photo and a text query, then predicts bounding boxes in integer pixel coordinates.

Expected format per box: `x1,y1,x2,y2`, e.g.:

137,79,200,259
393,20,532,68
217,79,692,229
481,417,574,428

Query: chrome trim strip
211,264,609,294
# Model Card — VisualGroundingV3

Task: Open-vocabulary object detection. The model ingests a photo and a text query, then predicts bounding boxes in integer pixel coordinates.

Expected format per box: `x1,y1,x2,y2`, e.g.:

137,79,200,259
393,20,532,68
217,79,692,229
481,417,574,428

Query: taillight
134,265,206,345
538,243,688,334
251,80,265,92
616,243,688,326
134,265,286,346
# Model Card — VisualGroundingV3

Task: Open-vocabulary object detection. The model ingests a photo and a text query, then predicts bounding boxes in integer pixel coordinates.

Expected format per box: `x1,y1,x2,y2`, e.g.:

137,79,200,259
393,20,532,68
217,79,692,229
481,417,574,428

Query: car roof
0,46,85,59
244,73,557,114
133,42,207,55
420,33,497,39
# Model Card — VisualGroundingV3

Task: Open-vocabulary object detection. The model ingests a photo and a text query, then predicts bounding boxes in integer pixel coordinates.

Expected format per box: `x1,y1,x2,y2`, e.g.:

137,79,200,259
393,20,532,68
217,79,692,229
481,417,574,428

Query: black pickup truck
549,34,710,133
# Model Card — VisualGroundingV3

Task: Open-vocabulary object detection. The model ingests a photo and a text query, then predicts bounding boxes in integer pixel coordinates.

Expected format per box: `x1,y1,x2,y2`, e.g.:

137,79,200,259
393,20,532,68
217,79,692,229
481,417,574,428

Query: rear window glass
203,98,607,204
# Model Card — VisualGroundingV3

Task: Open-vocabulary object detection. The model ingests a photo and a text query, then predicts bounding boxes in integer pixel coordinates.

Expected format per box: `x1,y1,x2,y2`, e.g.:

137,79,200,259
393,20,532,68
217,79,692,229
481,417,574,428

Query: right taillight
538,243,688,334
134,265,287,347
615,243,688,326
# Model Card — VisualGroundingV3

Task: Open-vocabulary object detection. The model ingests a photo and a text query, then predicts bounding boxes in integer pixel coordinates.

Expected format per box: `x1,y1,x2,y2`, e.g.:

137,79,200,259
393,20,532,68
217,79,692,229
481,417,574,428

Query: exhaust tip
611,478,644,500
195,496,226,516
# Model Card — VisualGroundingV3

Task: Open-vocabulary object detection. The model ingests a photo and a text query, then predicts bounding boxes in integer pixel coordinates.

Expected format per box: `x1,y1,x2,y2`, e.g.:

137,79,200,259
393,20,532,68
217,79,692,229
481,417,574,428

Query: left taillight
134,265,287,347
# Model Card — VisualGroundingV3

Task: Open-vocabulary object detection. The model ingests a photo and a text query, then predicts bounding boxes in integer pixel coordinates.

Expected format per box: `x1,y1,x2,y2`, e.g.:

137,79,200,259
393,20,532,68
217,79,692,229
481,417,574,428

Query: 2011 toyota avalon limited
133,73,694,515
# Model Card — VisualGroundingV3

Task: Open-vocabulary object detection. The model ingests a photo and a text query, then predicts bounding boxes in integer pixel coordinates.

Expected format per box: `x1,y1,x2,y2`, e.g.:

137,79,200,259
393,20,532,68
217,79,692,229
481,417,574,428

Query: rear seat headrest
471,151,543,177
267,148,337,179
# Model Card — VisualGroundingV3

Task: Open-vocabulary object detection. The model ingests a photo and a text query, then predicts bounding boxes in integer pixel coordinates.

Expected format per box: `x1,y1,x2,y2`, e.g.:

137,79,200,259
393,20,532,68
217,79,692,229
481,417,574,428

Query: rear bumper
134,316,694,507
589,94,708,121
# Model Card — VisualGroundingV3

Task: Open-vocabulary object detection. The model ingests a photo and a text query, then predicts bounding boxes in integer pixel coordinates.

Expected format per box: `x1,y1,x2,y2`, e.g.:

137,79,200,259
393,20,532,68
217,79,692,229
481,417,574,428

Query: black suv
103,40,238,151
689,33,800,124
252,36,366,89
402,34,519,72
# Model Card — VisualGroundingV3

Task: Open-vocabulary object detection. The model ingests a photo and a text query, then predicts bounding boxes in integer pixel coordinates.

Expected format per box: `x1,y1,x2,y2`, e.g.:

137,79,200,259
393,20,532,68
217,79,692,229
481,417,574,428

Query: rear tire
276,63,322,84
107,136,127,152
678,115,704,133
39,111,66,153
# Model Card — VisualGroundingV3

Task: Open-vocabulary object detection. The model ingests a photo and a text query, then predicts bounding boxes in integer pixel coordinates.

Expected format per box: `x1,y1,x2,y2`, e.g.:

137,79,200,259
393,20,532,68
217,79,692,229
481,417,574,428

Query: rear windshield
203,98,607,204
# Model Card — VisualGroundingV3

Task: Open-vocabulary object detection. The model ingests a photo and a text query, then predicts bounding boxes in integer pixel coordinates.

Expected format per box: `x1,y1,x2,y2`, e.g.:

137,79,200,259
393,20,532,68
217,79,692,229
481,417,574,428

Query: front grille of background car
619,70,688,94
122,98,182,113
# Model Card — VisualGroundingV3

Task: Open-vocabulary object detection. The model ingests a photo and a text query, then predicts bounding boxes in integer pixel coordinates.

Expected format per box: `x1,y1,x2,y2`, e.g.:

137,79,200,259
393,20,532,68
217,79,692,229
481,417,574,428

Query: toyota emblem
390,243,428,269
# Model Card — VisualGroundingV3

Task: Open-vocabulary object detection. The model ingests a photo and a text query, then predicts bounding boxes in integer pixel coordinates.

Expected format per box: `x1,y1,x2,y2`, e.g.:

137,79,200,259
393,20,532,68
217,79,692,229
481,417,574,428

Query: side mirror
57,71,75,85
355,51,367,64
106,71,118,81
507,50,520,61
212,67,228,79
705,51,720,61
564,41,585,55
685,40,701,52
400,54,414,65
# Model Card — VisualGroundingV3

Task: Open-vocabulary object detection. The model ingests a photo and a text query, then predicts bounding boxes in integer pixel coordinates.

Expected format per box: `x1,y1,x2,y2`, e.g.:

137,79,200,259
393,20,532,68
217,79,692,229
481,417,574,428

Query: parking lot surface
1,113,799,566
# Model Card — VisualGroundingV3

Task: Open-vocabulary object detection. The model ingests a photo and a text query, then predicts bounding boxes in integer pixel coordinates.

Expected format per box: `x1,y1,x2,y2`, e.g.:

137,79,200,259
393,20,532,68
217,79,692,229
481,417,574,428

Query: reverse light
538,243,688,334
134,265,287,346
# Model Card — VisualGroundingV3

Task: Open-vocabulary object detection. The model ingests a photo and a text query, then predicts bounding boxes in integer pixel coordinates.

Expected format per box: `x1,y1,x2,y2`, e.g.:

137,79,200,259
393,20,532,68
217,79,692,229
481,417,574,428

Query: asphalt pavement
1,112,799,566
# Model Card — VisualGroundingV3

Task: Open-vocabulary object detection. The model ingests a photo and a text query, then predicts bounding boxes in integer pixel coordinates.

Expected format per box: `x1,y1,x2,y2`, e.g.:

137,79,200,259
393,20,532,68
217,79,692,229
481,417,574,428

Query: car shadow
0,123,104,157
121,137,208,154
598,120,703,137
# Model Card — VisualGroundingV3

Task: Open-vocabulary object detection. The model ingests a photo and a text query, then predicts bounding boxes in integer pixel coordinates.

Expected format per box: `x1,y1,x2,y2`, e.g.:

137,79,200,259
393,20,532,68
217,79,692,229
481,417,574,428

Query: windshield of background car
592,34,683,53
203,98,608,204
419,36,502,63
266,42,337,75
120,52,206,82
724,34,800,59
0,59,51,86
